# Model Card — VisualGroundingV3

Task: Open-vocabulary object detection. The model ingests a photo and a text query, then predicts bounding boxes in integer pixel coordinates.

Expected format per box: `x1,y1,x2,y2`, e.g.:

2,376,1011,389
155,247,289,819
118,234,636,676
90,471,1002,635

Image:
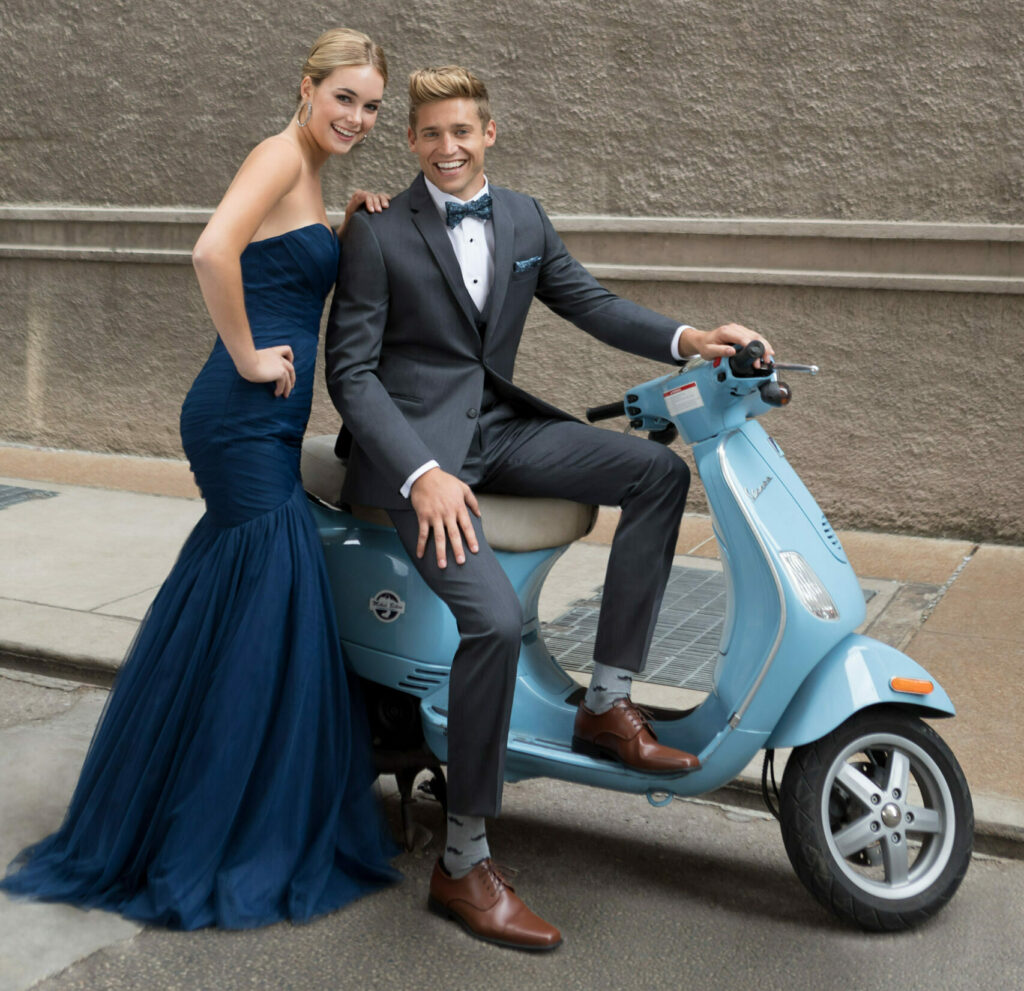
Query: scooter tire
778,706,973,932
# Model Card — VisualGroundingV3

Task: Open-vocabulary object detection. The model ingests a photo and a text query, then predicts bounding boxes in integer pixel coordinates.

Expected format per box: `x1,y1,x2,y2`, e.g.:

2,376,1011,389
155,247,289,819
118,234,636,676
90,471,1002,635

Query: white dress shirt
399,176,690,498
424,176,495,311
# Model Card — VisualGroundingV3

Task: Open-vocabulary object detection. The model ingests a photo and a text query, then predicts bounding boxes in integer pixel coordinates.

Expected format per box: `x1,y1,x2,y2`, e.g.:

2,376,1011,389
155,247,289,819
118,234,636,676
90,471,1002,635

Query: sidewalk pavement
1,443,1023,989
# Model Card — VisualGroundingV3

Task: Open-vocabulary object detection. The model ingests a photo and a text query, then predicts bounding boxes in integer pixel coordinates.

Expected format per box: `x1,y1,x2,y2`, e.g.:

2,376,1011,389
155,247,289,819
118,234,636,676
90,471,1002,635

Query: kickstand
418,766,448,816
395,768,421,851
393,764,448,851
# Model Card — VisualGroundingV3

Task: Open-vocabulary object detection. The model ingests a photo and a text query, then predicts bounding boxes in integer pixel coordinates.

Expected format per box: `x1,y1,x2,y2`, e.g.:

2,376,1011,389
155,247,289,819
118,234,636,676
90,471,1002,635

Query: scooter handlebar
585,401,626,423
729,340,769,377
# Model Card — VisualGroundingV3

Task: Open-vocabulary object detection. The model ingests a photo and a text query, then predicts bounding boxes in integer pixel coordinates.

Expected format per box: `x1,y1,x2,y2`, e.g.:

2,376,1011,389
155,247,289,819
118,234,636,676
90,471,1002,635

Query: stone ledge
2,206,1021,293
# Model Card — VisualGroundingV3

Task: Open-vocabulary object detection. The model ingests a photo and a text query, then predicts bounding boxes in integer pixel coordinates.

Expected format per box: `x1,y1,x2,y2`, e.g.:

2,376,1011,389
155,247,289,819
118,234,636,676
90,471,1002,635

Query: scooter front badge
369,590,406,623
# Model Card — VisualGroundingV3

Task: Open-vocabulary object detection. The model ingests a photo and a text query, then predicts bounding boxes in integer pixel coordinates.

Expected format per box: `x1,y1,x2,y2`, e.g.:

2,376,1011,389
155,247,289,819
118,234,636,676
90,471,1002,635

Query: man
326,66,772,951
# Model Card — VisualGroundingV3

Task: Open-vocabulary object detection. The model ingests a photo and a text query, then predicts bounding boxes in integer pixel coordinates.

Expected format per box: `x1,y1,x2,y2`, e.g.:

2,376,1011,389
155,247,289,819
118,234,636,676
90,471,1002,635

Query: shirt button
467,408,478,419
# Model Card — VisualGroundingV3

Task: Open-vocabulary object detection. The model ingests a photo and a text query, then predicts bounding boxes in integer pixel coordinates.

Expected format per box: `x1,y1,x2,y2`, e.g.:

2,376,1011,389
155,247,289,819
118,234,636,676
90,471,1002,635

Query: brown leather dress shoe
428,859,562,952
572,698,701,774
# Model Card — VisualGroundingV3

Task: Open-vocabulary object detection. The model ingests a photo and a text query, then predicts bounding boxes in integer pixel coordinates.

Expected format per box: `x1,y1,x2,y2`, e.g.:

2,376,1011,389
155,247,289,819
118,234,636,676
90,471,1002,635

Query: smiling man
325,66,770,951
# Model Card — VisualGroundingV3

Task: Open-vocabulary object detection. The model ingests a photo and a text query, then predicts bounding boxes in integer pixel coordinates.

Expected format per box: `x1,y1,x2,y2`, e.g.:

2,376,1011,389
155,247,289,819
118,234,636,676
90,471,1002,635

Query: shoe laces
479,859,517,896
617,699,658,737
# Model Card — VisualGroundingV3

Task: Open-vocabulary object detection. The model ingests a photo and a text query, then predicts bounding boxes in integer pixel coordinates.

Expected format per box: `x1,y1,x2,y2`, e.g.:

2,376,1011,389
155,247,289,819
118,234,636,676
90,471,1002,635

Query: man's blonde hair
408,66,492,129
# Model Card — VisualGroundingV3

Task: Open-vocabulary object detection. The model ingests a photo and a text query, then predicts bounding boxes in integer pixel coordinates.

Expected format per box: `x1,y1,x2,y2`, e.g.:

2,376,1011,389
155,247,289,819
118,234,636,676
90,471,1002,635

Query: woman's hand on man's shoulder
340,189,391,234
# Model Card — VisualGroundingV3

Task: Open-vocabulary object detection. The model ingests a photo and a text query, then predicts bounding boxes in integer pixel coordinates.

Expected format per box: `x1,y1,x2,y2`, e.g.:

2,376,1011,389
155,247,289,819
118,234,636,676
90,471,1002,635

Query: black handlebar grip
729,340,767,377
586,401,626,422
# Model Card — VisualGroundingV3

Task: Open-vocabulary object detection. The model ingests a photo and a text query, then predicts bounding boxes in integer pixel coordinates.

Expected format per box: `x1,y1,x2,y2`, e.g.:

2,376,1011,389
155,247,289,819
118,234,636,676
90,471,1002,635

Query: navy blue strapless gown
1,224,399,929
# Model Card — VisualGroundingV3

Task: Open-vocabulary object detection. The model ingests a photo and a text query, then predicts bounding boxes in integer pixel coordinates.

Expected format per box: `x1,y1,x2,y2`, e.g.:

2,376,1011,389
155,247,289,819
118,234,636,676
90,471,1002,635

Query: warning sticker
663,381,704,416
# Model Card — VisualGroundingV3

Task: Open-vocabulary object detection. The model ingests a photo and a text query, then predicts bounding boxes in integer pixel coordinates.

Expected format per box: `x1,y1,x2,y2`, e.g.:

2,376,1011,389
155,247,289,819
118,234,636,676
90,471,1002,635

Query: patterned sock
442,813,490,879
584,662,633,714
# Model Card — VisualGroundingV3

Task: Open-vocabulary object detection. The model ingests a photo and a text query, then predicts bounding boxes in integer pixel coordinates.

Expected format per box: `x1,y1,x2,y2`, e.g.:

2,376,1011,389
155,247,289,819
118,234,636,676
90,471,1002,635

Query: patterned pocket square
513,255,542,273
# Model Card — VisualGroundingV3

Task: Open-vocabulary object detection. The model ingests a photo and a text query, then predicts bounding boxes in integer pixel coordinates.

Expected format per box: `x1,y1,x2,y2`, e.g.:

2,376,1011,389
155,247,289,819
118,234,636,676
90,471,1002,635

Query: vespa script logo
369,590,406,623
746,475,773,501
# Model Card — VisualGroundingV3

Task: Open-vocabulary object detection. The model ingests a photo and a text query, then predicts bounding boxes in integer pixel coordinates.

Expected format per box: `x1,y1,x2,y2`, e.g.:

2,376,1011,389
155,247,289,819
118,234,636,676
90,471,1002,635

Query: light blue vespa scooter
300,342,972,932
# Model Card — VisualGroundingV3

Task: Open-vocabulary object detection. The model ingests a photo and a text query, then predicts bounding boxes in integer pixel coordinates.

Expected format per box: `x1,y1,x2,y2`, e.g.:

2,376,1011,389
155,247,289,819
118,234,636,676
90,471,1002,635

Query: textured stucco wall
516,282,1023,541
2,0,1021,541
3,256,208,456
4,0,1020,220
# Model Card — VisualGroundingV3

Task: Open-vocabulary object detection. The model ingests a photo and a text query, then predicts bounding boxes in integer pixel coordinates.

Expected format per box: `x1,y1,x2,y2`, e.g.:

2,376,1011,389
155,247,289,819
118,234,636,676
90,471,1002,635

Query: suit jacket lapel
486,186,515,341
409,173,481,333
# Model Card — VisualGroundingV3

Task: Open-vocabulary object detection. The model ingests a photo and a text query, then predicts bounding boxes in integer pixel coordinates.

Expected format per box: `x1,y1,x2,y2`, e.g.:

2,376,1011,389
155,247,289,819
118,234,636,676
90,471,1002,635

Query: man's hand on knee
410,467,481,568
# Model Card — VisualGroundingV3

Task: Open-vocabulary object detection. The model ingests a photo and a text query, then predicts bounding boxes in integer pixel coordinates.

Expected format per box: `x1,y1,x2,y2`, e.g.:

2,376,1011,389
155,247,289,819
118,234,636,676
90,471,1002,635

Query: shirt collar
424,175,491,223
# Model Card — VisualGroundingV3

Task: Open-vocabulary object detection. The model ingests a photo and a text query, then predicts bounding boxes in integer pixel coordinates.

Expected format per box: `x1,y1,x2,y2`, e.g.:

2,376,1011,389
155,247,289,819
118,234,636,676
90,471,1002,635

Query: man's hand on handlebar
679,324,774,368
409,467,481,569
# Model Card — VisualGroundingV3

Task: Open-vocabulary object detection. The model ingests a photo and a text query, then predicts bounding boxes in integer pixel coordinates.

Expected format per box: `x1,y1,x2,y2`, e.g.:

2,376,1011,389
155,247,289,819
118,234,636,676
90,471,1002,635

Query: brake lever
769,362,819,375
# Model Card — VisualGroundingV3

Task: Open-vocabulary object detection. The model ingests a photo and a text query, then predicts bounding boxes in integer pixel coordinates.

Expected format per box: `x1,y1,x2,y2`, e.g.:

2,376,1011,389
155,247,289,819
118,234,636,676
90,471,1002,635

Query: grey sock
443,813,489,879
584,662,633,714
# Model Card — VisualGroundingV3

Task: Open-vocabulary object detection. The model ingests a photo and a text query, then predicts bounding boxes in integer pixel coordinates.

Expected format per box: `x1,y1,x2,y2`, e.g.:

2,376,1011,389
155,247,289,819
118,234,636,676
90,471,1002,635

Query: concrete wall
2,1,1021,540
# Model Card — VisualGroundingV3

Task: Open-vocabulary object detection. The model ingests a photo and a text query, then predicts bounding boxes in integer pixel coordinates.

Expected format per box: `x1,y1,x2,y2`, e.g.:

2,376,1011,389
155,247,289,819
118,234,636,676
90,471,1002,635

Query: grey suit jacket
324,173,680,508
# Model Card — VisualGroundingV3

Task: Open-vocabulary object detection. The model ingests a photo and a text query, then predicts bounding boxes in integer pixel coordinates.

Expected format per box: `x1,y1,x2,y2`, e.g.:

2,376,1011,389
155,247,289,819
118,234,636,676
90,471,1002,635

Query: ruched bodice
241,224,339,335
180,224,339,527
2,222,399,929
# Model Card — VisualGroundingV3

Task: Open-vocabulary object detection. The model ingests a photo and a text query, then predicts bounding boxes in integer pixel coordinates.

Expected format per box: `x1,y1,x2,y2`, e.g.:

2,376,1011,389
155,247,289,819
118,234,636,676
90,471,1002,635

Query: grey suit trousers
387,403,691,817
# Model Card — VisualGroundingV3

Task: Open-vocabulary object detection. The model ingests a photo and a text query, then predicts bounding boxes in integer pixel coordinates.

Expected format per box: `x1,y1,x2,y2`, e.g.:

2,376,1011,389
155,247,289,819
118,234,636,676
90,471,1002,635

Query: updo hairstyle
297,28,388,104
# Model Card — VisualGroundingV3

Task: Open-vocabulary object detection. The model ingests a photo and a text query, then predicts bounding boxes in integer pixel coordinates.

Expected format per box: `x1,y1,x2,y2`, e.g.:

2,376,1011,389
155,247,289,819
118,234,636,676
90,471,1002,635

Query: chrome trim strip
718,431,788,726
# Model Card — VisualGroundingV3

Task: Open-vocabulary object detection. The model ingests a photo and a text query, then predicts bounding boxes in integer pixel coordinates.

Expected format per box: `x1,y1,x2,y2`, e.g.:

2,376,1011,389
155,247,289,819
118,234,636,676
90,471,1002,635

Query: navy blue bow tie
445,194,493,228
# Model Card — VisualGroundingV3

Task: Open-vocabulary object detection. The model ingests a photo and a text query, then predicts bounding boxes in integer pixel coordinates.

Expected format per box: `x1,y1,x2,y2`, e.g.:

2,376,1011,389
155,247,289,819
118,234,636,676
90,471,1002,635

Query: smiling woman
0,28,401,930
293,31,387,165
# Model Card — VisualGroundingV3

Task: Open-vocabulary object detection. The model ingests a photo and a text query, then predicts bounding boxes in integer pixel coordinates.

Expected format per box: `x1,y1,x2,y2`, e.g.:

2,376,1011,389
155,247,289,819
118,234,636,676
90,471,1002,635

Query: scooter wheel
778,707,973,931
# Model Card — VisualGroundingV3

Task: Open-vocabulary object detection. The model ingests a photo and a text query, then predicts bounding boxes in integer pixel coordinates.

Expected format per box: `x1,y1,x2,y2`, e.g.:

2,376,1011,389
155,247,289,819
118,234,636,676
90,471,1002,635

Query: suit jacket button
467,408,478,419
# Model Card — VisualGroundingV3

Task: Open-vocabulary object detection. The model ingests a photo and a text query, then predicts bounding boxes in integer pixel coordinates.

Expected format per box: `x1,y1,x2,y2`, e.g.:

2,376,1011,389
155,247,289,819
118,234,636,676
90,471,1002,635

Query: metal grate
0,484,59,510
543,563,873,692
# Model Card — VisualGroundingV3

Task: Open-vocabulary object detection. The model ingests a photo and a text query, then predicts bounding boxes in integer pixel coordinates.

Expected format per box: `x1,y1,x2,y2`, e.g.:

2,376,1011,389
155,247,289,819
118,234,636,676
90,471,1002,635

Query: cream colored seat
300,434,596,552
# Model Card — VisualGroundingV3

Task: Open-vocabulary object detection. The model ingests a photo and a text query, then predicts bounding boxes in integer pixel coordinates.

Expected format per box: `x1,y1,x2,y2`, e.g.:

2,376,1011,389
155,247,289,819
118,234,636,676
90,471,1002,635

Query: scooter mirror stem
771,362,819,375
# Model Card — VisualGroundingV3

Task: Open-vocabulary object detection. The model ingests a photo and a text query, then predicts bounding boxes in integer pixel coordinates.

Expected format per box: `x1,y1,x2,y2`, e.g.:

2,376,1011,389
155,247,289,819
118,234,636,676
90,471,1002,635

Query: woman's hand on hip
237,345,296,398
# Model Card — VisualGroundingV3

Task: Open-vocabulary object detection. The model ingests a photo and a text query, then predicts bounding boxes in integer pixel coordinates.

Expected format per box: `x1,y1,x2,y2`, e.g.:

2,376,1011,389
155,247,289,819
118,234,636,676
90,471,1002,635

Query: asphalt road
25,776,1024,991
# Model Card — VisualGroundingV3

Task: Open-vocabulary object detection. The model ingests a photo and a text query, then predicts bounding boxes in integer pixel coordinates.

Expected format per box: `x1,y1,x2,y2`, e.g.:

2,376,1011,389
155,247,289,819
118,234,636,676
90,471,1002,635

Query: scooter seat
300,434,597,552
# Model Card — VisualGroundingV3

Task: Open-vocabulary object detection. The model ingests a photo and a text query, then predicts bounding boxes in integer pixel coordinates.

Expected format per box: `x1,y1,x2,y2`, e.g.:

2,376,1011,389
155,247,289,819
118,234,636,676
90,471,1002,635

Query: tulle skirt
1,483,399,929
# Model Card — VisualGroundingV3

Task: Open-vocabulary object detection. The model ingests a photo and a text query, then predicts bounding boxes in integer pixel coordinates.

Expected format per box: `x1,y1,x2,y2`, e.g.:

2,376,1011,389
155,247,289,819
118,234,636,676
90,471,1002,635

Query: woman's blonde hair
298,28,388,104
408,66,491,129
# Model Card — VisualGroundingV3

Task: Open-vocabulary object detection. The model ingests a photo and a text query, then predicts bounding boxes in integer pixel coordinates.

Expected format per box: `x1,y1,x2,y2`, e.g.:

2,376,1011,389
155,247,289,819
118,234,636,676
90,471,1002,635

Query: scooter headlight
779,551,839,620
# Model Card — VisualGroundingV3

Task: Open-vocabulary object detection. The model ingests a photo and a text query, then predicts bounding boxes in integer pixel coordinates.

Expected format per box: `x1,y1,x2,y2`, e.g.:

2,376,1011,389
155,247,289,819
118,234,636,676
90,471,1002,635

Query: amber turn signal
890,677,934,695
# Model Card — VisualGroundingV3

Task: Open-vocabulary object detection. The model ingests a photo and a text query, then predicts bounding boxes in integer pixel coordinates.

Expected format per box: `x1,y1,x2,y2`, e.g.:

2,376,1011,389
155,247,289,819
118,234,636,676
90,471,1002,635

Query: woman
1,29,399,929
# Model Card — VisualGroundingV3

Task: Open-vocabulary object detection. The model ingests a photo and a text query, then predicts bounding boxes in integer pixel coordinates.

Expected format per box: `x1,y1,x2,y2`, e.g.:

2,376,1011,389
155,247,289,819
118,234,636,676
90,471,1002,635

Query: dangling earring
358,132,370,144
297,101,313,127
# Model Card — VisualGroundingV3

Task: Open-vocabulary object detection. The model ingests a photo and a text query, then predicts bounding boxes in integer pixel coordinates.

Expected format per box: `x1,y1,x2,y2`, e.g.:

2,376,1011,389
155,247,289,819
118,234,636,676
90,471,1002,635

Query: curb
0,645,117,688
3,644,1021,861
702,777,1024,862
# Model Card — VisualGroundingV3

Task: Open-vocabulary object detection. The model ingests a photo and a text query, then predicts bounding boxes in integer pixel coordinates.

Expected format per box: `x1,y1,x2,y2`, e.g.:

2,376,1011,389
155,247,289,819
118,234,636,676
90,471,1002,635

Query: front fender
766,634,955,749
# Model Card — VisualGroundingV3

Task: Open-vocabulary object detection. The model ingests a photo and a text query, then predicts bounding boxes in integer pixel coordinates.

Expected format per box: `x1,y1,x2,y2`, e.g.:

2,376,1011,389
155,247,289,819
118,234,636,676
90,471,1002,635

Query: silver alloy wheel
820,731,956,900
780,709,972,930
